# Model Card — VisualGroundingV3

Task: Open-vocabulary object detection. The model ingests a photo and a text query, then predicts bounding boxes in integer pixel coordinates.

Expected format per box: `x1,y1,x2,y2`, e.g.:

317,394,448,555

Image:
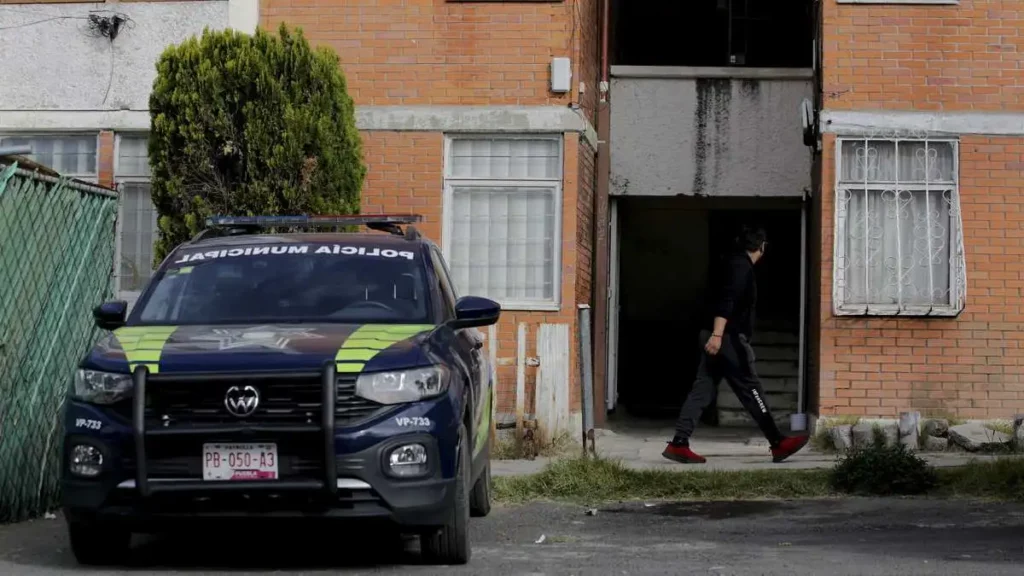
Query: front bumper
62,366,459,530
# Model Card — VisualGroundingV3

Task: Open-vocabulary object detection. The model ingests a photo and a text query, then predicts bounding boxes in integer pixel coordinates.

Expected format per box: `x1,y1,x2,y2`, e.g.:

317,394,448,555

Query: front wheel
420,424,471,565
469,457,492,517
67,520,131,566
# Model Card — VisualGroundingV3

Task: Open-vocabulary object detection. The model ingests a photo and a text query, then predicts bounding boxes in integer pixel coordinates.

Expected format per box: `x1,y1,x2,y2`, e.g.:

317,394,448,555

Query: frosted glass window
445,137,562,307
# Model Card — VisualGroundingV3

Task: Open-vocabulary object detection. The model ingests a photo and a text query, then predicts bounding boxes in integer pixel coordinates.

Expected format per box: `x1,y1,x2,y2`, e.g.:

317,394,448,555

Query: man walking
663,226,809,464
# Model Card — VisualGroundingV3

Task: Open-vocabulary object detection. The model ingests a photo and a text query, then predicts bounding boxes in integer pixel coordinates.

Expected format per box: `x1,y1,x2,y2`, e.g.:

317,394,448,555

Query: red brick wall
261,0,601,421
360,130,586,416
822,0,1024,112
260,0,587,108
98,131,115,188
817,134,1024,419
576,137,595,308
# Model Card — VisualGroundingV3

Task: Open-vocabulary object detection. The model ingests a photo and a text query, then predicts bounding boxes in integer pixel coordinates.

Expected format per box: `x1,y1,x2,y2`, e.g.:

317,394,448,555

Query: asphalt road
2,498,1024,575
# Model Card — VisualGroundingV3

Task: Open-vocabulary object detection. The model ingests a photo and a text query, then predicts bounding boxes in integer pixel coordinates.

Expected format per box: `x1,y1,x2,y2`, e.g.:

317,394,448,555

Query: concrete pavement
3,499,1024,574
494,426,1010,477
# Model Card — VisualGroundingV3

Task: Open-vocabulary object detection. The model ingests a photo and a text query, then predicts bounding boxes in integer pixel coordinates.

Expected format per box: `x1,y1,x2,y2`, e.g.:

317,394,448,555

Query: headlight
355,366,448,405
73,370,133,404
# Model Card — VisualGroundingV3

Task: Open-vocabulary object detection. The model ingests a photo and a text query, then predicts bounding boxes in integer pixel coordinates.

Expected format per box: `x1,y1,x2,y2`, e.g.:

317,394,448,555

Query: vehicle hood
83,323,437,374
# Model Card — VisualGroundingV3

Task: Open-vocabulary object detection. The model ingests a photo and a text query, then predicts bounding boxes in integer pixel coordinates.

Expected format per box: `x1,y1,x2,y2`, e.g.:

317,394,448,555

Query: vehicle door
429,248,486,442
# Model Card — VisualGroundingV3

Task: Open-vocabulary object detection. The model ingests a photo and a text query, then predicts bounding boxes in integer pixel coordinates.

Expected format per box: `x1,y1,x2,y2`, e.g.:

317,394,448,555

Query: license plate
202,443,278,481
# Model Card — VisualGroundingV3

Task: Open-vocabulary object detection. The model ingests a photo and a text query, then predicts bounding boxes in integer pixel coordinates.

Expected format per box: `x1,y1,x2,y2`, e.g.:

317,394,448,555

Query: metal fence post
578,304,596,457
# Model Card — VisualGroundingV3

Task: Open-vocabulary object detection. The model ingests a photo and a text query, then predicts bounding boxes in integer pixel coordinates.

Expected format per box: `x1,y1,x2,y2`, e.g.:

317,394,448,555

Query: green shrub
148,23,365,261
830,439,938,496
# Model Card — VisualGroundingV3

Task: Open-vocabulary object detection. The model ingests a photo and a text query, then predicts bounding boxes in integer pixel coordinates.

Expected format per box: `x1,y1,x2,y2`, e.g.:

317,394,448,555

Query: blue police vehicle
61,215,499,566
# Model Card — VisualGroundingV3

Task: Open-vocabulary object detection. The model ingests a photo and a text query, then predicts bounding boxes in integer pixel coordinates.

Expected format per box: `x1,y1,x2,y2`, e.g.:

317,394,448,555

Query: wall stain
692,78,733,196
740,79,761,101
691,79,711,196
711,79,731,191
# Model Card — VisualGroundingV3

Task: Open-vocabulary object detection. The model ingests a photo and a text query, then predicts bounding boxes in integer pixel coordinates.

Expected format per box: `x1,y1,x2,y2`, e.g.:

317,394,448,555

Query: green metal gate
0,162,118,523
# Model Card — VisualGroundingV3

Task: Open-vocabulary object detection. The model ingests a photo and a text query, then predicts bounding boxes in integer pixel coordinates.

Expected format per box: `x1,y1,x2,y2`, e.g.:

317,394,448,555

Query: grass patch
811,415,861,453
493,455,1024,504
493,457,832,504
985,420,1014,436
831,442,937,496
935,459,1024,500
922,410,966,427
493,431,576,460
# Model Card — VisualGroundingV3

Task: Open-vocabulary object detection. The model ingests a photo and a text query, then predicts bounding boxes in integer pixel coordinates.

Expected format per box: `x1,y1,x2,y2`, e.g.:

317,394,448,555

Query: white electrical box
551,57,572,93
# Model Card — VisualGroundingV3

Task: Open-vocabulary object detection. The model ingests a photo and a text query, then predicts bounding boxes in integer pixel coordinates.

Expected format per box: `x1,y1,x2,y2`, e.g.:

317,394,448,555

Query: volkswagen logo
224,385,260,417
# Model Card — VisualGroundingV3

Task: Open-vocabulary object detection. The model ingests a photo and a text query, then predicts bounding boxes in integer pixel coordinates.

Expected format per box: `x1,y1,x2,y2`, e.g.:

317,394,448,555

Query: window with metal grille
114,134,158,300
833,138,966,316
0,134,98,180
443,136,562,310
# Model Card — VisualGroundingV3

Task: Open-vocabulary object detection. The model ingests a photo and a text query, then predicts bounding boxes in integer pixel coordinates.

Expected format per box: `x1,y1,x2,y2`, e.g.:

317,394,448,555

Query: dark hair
736,226,767,252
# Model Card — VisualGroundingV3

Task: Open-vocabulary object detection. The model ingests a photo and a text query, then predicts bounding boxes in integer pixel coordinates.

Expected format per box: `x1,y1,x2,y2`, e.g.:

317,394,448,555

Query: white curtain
117,136,151,178
116,135,157,293
836,140,957,308
118,182,158,292
448,138,560,303
0,135,97,177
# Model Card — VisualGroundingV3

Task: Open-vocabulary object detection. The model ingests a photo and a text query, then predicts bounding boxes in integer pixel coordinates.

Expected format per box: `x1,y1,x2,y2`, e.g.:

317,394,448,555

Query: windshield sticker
173,245,415,265
188,326,325,352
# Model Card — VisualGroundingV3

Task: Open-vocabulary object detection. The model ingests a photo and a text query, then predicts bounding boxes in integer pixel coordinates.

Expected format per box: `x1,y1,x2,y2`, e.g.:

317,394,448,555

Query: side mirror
93,301,128,331
448,296,501,330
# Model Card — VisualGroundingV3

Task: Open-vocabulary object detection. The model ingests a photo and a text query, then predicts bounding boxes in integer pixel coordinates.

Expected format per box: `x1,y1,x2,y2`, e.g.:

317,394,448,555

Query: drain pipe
591,0,612,427
793,189,809,432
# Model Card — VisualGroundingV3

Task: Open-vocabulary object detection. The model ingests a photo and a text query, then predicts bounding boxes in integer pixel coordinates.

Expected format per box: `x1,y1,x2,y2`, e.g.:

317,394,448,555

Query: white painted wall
610,74,813,198
0,1,257,123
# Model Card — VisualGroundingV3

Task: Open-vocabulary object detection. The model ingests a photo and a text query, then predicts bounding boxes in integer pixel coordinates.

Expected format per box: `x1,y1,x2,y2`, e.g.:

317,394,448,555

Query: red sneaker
771,435,810,463
662,443,706,464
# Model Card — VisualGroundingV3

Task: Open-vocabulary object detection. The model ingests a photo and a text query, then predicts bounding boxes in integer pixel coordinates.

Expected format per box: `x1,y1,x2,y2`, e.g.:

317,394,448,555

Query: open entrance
607,196,806,439
601,0,817,456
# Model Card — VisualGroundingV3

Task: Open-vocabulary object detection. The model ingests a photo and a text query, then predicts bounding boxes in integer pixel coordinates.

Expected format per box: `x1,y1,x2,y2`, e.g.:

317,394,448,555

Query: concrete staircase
716,329,800,428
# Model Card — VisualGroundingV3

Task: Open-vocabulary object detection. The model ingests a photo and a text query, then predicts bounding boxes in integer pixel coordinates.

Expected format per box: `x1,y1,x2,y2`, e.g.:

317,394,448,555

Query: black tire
469,457,492,518
421,424,471,565
68,520,131,566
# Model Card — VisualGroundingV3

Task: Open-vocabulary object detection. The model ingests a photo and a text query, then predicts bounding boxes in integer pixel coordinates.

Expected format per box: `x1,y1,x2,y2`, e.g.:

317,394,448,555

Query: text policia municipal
173,244,417,264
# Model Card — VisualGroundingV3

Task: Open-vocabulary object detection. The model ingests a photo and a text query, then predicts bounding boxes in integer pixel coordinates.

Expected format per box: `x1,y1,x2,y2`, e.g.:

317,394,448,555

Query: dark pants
674,330,784,446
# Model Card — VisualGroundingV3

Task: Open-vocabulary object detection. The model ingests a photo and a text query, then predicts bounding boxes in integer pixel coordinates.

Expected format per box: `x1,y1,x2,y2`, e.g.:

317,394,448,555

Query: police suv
62,215,499,566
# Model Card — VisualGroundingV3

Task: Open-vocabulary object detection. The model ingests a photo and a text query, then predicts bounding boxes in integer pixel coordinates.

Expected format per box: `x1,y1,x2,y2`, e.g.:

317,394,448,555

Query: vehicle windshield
132,241,432,325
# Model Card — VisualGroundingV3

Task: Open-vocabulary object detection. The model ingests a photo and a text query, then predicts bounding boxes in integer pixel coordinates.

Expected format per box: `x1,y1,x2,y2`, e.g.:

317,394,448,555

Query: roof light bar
204,214,423,228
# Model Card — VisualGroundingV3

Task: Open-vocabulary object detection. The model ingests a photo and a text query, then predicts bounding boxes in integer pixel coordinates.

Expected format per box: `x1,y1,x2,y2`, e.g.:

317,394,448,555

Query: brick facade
823,0,1024,112
261,0,601,419
817,0,1024,419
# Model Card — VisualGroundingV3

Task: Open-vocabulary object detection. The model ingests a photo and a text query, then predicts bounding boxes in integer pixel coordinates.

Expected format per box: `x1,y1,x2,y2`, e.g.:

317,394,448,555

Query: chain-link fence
0,162,118,523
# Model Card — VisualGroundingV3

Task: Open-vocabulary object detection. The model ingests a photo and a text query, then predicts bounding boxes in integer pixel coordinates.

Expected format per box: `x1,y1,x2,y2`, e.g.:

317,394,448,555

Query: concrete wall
609,68,813,198
0,1,256,114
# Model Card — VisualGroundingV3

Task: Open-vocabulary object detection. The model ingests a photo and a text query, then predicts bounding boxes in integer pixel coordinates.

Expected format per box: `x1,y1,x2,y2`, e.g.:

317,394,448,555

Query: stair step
717,409,794,428
754,360,799,377
751,346,799,361
717,377,797,395
716,391,798,411
749,331,798,346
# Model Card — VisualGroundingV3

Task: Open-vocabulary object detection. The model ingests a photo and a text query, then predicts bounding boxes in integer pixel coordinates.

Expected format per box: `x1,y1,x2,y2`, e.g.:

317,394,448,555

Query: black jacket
710,252,757,338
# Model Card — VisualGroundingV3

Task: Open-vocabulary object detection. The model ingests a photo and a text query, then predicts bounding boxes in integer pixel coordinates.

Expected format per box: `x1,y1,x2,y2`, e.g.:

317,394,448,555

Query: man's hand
704,333,723,356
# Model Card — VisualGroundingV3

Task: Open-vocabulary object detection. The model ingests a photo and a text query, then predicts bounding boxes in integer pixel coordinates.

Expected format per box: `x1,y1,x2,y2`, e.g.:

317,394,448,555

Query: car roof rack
191,214,424,243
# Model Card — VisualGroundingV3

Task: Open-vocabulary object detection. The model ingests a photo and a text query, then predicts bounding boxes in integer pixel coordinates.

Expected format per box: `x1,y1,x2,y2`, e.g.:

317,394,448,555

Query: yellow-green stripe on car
474,387,492,457
113,326,178,374
335,324,434,374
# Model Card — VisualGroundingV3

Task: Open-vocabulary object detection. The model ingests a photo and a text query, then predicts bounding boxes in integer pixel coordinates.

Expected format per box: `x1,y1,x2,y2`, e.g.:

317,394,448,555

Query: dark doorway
613,197,803,423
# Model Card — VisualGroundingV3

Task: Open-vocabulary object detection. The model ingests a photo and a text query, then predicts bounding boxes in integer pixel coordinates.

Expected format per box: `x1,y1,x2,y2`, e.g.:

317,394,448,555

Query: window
114,134,158,299
833,138,966,316
135,245,430,325
443,136,562,310
0,134,98,180
430,247,458,318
